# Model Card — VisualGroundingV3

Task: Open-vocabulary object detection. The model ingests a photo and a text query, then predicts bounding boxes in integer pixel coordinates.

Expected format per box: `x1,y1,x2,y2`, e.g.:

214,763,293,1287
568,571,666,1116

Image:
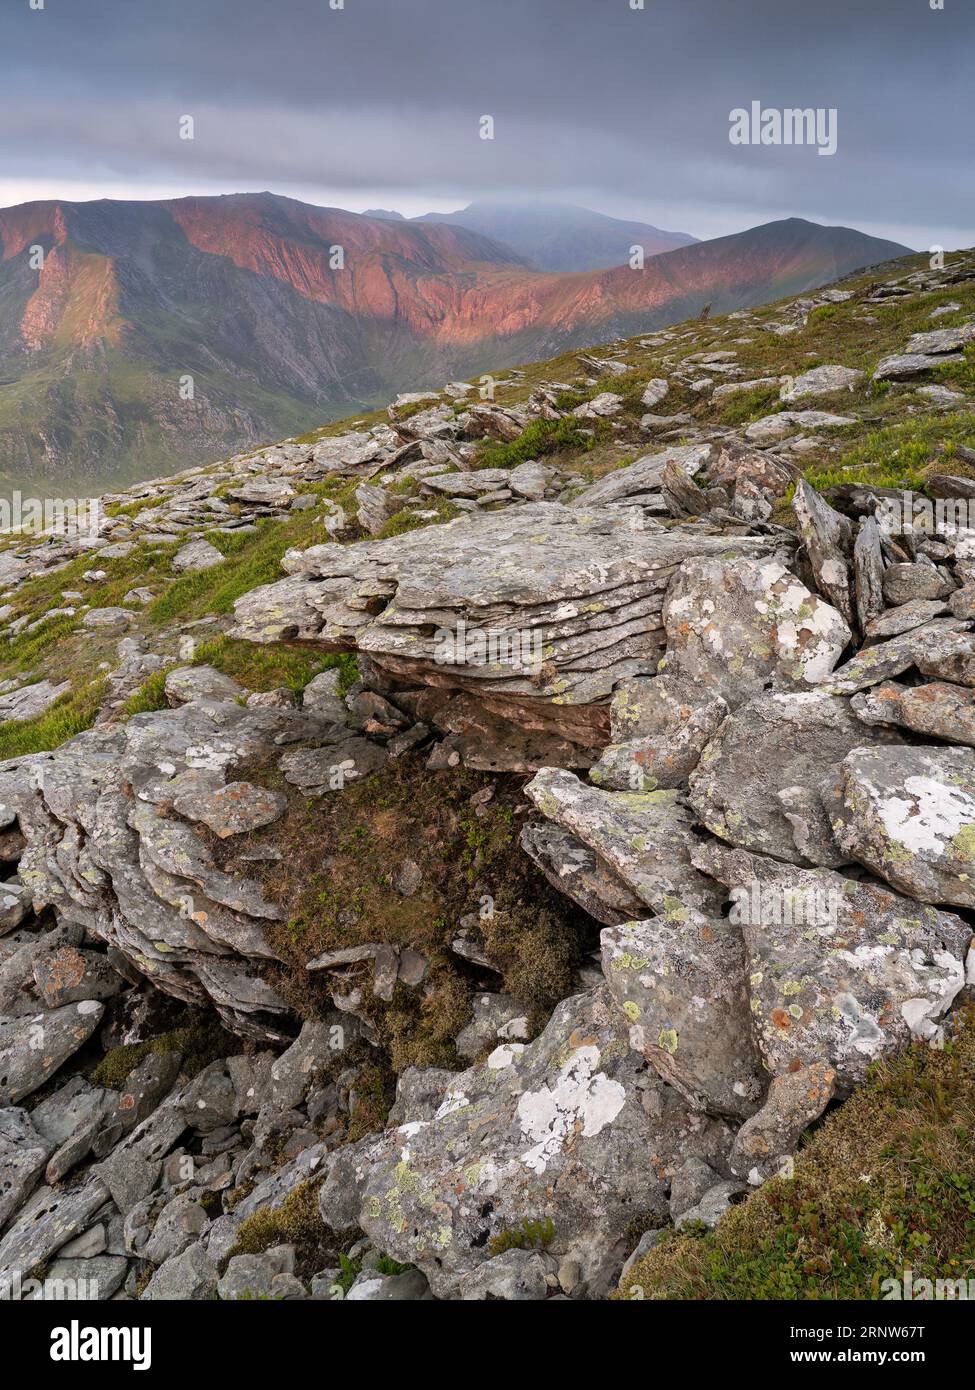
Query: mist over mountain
415,200,698,271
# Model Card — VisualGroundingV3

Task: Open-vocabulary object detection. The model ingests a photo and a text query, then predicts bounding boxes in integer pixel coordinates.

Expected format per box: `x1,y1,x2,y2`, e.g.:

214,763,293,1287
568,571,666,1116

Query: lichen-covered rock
688,691,902,866
318,988,732,1298
232,503,779,758
692,842,970,1085
0,1002,105,1104
835,744,975,907
852,680,975,747
824,619,969,693
883,562,954,606
661,556,850,704
172,538,224,573
523,768,722,916
567,444,715,509
0,1107,51,1228
600,913,764,1119
589,676,727,790
164,665,245,706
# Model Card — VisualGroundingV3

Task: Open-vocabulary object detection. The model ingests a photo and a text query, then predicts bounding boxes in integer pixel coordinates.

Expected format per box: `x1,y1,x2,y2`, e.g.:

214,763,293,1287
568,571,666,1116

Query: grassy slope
1,247,974,1292
619,1015,975,1300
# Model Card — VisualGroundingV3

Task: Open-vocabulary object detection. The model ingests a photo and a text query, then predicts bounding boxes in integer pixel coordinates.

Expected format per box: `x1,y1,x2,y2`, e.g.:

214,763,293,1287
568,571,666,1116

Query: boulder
835,744,975,907
600,912,764,1118
692,842,970,1084
318,988,732,1298
661,555,851,704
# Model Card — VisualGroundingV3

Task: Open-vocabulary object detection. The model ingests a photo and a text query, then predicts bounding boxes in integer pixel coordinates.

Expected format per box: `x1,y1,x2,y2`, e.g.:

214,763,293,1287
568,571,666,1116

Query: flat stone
172,539,224,573
745,411,855,443
873,352,964,381
0,1002,105,1104
81,607,132,633
0,679,71,723
780,365,865,402
172,780,287,837
835,744,975,907
164,665,246,705
278,738,388,793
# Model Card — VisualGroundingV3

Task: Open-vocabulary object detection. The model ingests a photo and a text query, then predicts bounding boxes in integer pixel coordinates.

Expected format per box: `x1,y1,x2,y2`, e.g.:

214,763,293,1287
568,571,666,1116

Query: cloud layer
2,0,972,245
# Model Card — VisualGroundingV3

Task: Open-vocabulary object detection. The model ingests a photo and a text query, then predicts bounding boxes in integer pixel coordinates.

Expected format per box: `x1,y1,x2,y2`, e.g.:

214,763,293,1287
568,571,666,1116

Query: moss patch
210,754,593,1073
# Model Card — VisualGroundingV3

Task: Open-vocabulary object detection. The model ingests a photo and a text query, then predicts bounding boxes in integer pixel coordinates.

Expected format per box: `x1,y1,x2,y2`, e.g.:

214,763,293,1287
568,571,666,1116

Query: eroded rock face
0,700,347,1036
835,744,975,907
319,988,733,1298
232,504,780,764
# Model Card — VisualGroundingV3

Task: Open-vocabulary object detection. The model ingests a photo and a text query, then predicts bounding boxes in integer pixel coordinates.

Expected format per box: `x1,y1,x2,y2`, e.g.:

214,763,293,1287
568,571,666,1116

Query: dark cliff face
0,193,910,493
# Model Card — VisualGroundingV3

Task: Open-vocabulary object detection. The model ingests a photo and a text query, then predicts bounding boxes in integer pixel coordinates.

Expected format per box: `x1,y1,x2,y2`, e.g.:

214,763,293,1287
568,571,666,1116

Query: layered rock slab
233,503,781,758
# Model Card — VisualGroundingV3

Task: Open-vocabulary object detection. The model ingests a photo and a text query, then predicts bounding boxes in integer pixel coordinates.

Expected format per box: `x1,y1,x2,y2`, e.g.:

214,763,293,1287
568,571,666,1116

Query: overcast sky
1,0,972,249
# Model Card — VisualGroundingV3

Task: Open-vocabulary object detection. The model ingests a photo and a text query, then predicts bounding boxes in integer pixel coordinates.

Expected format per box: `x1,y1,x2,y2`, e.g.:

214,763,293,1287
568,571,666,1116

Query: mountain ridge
0,192,911,495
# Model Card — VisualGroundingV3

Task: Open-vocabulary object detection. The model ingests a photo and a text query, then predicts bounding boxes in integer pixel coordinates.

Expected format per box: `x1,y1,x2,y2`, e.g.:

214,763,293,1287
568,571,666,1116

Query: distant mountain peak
415,199,699,272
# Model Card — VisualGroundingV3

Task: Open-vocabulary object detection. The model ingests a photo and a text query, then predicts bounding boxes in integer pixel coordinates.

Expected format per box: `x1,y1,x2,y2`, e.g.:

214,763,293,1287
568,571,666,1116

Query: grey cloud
1,0,972,245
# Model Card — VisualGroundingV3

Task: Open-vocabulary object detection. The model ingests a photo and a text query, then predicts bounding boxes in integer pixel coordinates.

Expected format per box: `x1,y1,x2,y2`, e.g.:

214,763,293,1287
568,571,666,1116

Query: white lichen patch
876,775,975,857
515,1045,626,1175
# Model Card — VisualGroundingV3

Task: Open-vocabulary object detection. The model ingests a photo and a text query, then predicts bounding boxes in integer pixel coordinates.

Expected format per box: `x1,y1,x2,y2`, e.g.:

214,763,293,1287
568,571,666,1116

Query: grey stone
141,1240,218,1300
835,744,975,908
661,555,850,702
692,841,970,1083
601,913,764,1118
172,539,224,573
164,665,245,705
0,1002,104,1104
319,988,731,1298
524,768,723,916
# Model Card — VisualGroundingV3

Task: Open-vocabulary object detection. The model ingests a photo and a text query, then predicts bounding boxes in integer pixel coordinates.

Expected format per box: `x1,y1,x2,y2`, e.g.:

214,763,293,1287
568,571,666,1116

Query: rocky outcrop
232,502,781,767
